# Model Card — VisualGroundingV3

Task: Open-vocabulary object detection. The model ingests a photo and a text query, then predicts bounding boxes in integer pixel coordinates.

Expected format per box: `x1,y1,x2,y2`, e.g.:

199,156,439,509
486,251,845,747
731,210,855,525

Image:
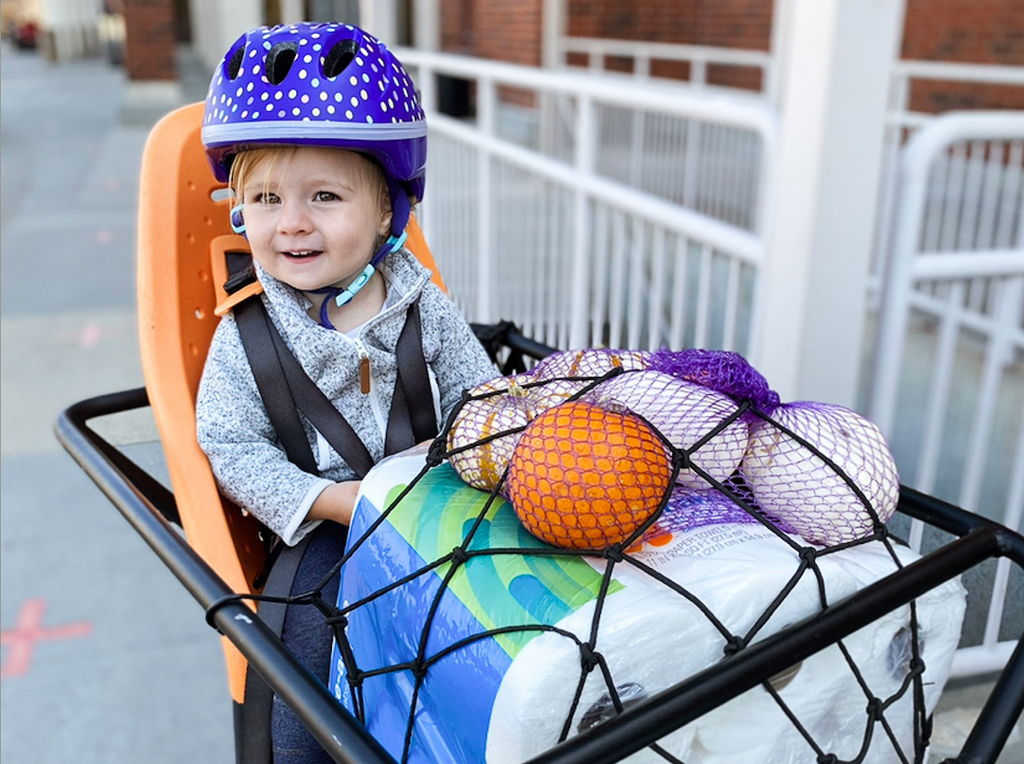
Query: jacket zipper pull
359,352,371,394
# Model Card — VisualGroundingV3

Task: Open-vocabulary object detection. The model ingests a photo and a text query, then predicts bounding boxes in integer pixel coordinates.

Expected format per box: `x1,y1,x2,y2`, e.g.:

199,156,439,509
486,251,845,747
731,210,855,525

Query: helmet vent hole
324,39,360,78
226,44,245,80
266,42,299,85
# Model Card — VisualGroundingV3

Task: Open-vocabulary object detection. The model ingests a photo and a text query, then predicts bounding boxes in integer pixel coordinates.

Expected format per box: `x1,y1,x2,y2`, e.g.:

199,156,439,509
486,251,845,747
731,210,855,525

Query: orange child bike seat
136,101,445,703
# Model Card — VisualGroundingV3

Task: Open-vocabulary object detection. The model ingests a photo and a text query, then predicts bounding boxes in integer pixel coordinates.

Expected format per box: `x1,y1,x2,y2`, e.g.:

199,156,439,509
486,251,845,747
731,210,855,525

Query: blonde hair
228,145,392,220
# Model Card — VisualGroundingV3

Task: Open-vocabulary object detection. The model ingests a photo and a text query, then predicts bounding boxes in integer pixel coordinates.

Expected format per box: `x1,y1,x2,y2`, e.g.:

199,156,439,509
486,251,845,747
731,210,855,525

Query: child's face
237,147,391,294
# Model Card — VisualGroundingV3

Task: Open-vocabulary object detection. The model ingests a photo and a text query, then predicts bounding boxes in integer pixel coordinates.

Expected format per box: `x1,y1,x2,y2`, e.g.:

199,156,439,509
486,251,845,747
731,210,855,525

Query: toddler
195,22,497,763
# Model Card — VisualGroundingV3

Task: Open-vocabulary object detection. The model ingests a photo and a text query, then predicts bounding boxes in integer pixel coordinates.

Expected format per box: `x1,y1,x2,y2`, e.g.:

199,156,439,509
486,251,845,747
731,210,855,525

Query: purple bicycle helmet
201,22,426,212
202,24,427,327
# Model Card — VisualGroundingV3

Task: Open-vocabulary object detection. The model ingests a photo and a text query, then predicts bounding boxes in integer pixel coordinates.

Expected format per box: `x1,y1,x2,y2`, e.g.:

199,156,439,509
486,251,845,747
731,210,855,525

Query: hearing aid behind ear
230,203,246,236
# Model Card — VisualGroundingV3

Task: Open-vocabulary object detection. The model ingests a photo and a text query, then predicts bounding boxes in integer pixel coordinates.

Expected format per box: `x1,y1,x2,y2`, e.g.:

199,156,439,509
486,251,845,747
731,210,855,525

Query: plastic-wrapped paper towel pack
329,451,966,764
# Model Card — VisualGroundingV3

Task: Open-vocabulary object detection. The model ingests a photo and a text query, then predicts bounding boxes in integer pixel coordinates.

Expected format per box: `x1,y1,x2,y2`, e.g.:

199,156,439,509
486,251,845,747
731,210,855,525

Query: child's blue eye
314,191,339,202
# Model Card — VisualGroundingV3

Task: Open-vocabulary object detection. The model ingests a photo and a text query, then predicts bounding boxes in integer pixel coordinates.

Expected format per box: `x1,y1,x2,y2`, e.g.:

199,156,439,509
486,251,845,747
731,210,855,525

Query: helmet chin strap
314,191,411,330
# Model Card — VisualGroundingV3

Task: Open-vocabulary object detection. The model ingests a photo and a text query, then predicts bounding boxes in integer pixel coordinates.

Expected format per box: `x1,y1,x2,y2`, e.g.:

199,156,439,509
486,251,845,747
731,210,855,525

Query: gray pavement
1,42,233,763
1,37,1020,764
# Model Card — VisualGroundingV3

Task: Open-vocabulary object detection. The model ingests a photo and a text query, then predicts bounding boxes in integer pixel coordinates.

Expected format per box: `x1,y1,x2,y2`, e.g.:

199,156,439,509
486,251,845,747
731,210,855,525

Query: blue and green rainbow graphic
381,464,623,657
330,462,623,763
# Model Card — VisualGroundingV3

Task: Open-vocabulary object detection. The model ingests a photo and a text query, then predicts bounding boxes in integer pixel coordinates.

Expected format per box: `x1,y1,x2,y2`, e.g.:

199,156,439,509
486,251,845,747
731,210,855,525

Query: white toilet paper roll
486,529,965,764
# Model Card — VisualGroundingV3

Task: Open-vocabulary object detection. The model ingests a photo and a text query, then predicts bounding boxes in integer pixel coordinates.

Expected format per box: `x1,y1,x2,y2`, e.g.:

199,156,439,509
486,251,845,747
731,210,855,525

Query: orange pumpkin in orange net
506,400,672,550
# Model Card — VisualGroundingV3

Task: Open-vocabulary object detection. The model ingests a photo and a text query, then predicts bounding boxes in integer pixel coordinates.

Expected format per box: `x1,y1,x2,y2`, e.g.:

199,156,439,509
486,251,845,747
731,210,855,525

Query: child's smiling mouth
283,250,322,259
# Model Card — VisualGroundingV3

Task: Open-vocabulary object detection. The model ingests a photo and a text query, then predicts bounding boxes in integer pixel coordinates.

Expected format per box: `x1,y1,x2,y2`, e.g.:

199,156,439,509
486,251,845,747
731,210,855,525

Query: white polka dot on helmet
201,23,427,204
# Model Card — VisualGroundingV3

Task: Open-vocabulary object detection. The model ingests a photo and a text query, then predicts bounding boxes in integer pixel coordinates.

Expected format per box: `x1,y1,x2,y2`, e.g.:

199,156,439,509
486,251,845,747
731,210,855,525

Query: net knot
673,449,691,472
723,635,746,656
602,544,625,563
425,438,447,468
410,659,429,680
865,696,884,719
798,546,819,565
450,547,470,566
346,672,364,690
816,755,838,764
908,656,926,676
324,612,348,629
579,642,603,673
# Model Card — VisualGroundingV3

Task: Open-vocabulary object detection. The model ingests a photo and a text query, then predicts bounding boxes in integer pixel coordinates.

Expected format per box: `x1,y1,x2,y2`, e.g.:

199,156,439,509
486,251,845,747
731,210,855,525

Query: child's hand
308,480,361,526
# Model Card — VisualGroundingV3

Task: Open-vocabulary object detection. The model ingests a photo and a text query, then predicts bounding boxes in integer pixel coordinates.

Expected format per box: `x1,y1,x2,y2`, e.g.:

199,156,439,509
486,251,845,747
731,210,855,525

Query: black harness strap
234,298,320,475
385,300,438,456
235,529,315,764
260,307,376,479
221,252,439,763
235,296,433,479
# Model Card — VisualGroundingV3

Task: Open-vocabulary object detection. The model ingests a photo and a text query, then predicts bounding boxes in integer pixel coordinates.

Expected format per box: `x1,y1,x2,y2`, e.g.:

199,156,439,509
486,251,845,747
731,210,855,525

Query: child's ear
378,209,393,237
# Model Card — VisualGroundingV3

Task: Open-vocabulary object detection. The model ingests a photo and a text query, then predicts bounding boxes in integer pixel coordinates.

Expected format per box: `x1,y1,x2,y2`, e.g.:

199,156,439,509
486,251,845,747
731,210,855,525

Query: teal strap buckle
230,203,246,234
334,263,377,307
387,230,408,253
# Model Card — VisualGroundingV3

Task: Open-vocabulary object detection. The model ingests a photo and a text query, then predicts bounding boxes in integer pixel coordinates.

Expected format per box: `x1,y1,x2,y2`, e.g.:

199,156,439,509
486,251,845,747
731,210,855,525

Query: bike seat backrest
136,101,445,703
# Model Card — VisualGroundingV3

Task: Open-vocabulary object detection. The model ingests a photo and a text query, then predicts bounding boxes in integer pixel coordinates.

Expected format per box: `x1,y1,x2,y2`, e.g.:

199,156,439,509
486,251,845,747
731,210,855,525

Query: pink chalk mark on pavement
78,322,102,348
54,322,109,348
1,598,93,679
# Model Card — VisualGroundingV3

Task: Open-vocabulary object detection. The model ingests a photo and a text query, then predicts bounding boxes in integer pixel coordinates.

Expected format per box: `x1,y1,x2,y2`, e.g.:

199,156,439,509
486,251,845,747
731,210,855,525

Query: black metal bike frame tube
957,636,1024,764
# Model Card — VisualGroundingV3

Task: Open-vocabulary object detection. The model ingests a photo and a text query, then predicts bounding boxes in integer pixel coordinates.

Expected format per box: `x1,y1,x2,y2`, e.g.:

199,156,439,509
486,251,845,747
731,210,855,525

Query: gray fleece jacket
195,248,497,545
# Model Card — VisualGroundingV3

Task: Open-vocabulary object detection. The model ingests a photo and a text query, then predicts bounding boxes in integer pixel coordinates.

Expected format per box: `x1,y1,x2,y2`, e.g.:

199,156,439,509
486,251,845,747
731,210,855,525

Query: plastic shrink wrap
329,451,965,764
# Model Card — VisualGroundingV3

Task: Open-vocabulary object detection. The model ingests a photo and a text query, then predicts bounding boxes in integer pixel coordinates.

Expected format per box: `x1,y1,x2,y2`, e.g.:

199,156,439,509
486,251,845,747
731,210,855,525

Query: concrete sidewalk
0,41,233,763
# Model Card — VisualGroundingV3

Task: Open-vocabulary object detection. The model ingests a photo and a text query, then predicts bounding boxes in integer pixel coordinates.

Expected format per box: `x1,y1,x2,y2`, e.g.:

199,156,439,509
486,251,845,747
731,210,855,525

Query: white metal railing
889,60,1024,130
870,62,1024,290
869,111,1024,677
558,36,774,99
395,48,775,355
398,47,1022,679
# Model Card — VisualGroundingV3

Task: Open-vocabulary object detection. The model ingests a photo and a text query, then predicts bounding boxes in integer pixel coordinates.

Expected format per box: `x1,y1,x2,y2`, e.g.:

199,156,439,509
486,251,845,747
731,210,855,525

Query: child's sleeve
195,315,335,545
420,287,501,424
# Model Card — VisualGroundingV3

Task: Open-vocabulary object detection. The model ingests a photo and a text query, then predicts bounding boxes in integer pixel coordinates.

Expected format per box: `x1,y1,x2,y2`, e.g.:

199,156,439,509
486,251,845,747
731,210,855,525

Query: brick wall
442,0,1022,108
693,0,772,51
442,0,543,65
566,1,699,44
441,0,770,88
439,0,544,111
902,0,1024,111
564,1,770,89
441,0,475,53
123,0,177,81
477,0,543,66
693,1,771,90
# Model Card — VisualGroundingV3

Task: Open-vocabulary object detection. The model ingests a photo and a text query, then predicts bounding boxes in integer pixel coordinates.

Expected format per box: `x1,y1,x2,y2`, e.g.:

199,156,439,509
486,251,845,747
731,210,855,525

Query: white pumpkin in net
740,402,899,546
529,348,650,380
447,377,581,492
584,370,749,491
448,349,650,492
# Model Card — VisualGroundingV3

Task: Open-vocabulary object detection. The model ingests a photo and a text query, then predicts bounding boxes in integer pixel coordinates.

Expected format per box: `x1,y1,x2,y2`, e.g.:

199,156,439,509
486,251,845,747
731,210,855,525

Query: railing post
477,76,496,323
414,59,437,238
636,51,650,79
758,0,906,405
589,42,603,74
868,65,910,304
569,94,596,348
868,118,931,438
691,56,706,89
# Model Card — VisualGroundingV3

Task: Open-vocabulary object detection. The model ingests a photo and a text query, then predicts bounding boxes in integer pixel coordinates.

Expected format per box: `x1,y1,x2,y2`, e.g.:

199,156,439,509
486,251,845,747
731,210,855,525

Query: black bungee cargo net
237,348,957,764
